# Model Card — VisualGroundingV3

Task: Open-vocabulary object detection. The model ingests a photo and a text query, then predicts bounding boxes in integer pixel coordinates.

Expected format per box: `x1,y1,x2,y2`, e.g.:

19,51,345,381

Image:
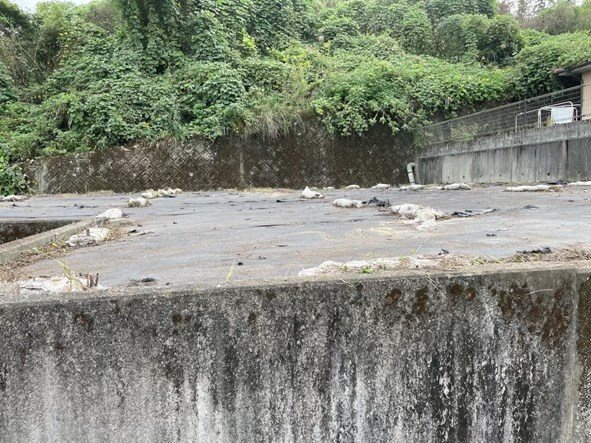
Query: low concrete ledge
416,120,591,184
0,267,589,441
0,218,98,265
418,120,591,159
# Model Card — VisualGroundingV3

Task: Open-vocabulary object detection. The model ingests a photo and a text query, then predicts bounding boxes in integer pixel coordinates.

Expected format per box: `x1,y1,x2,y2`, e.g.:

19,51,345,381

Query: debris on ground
324,186,335,191
517,246,553,255
126,277,157,287
141,188,183,199
568,181,591,186
399,184,426,191
128,197,150,208
441,183,471,191
96,208,125,220
2,195,28,202
364,196,390,207
345,184,360,190
298,246,591,277
141,189,158,199
372,183,391,190
300,186,325,199
505,185,560,192
332,198,365,208
18,274,103,293
67,227,110,247
451,208,496,218
390,204,446,230
522,204,540,209
127,228,154,236
298,255,470,277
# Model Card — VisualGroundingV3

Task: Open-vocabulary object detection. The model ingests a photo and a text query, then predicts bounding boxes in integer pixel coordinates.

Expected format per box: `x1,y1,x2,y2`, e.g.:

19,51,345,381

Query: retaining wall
417,120,591,184
24,124,412,194
2,267,591,441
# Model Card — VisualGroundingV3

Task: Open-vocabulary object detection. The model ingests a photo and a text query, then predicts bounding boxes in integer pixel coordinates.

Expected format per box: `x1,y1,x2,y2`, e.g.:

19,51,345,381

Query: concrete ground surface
1,185,590,288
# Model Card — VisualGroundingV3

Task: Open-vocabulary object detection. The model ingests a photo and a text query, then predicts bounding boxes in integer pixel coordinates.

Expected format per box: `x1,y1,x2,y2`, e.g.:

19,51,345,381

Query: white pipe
407,162,416,185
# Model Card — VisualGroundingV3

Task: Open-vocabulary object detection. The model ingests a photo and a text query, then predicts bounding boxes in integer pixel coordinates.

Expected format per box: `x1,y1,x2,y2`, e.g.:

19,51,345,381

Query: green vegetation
1,0,591,193
529,0,591,35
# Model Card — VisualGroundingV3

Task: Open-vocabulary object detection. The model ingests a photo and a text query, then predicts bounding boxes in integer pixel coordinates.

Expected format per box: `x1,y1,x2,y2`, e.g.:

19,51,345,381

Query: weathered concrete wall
417,120,591,184
25,124,413,194
1,267,590,441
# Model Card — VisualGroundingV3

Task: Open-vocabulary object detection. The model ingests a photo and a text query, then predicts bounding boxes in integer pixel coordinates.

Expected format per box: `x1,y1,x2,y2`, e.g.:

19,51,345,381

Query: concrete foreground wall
2,268,591,441
417,120,591,184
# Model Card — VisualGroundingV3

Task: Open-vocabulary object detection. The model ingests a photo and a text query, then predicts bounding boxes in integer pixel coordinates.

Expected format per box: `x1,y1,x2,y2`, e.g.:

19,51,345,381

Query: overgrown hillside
1,0,591,192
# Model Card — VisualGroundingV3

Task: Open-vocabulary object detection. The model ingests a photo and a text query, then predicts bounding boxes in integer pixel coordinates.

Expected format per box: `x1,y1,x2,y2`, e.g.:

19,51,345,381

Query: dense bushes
0,152,26,195
513,32,591,97
0,0,588,176
0,61,15,104
436,14,523,65
530,0,591,35
312,54,512,136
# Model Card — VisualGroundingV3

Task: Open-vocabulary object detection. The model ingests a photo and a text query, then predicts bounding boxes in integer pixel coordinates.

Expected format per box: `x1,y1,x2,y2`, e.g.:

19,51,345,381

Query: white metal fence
418,85,586,147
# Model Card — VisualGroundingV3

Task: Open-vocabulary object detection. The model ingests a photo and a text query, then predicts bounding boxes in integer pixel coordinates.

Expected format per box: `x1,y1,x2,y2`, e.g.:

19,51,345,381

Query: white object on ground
324,186,335,191
18,276,105,293
441,183,471,191
67,227,110,247
345,184,360,190
298,255,467,277
96,208,125,220
399,184,426,191
332,198,365,208
2,195,27,202
568,181,591,186
372,183,391,190
128,197,150,208
505,185,557,192
141,188,183,199
161,187,182,197
390,203,446,230
141,189,158,199
301,186,324,199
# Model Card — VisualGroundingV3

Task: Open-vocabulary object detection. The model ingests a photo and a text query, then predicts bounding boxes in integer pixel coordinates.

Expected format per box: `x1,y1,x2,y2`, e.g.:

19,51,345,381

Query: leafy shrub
480,15,523,66
362,2,434,54
520,28,550,47
320,15,359,41
0,60,16,103
530,0,591,35
436,14,522,65
390,4,434,54
312,60,416,136
513,32,591,97
66,74,181,149
312,55,511,136
173,62,246,138
238,57,294,92
425,0,496,23
330,33,402,60
0,152,27,196
436,14,488,62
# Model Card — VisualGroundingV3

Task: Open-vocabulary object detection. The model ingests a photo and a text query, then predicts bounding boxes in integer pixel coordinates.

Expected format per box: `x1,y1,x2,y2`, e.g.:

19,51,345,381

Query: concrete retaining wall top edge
1,264,583,308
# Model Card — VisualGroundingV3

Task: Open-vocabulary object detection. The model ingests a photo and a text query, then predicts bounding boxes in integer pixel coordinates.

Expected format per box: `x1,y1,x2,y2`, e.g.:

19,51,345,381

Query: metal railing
418,85,586,148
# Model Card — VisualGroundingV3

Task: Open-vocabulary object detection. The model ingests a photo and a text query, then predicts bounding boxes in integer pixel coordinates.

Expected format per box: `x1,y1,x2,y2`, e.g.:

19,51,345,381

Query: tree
425,0,497,23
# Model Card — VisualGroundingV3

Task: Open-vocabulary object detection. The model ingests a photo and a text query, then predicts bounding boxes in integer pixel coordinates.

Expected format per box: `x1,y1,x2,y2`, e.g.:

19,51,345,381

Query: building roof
559,61,591,76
